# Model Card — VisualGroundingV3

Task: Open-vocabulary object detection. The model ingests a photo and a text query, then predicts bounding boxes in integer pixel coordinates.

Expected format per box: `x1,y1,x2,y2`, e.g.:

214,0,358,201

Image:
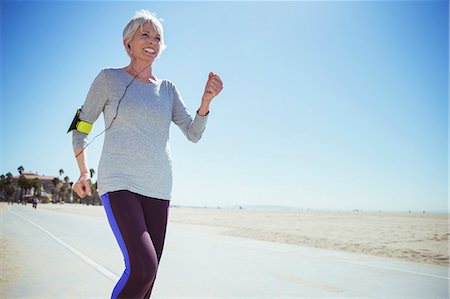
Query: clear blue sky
1,1,448,212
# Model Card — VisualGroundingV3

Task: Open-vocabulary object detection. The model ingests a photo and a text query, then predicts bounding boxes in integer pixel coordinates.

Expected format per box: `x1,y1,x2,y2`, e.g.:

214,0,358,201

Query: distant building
11,172,57,199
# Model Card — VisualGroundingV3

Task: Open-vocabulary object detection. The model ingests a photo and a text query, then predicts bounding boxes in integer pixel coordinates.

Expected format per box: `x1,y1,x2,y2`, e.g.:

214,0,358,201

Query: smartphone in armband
67,107,82,133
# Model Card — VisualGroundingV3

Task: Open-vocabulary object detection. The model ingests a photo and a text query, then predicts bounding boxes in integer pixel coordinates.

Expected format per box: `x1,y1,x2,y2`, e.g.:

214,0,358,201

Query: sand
168,207,449,266
4,203,449,267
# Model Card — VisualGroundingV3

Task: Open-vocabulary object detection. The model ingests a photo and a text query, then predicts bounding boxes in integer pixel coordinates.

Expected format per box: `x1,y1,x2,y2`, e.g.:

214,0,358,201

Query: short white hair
123,9,167,58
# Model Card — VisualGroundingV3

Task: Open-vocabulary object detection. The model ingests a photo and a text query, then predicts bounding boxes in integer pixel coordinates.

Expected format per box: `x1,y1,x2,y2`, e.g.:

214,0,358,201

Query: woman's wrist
79,171,90,180
198,101,210,116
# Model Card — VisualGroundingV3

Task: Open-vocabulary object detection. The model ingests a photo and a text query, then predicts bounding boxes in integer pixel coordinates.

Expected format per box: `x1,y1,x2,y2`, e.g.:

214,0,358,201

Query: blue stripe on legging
100,193,130,299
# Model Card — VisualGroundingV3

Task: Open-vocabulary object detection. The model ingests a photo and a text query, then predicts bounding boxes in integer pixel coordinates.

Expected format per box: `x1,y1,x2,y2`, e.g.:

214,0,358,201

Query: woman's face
127,22,162,64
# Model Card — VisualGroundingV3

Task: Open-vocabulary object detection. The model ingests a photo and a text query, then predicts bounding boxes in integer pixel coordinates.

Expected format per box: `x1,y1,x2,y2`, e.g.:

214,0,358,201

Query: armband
76,121,93,134
66,107,93,134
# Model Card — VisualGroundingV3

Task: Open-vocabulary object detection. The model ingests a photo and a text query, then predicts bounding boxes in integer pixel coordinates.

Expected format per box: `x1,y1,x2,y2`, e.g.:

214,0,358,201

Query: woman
71,10,223,299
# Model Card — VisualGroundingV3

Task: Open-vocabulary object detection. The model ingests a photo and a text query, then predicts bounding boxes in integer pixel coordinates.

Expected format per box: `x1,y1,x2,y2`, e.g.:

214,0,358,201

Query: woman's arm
71,70,109,197
172,72,223,142
73,148,91,197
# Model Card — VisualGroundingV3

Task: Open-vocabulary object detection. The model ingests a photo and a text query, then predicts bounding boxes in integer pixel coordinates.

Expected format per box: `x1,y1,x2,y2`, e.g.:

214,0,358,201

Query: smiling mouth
144,48,156,54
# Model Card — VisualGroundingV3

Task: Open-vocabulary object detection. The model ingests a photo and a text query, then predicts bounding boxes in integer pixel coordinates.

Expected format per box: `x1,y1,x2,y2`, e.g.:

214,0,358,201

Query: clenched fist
73,173,92,198
202,72,223,104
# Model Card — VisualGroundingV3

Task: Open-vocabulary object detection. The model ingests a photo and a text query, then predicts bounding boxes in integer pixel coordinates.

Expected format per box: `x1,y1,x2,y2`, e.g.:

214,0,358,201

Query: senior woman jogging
70,10,223,299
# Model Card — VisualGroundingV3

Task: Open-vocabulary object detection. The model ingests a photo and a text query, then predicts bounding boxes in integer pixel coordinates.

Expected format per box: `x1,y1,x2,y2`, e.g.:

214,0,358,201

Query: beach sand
169,207,449,267
3,203,449,267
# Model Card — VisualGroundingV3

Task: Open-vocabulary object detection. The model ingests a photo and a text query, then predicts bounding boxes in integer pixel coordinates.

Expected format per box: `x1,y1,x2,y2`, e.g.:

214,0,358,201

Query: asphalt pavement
1,203,448,299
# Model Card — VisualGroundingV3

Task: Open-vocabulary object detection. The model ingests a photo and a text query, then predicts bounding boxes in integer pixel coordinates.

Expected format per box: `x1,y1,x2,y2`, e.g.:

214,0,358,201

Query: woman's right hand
73,172,92,198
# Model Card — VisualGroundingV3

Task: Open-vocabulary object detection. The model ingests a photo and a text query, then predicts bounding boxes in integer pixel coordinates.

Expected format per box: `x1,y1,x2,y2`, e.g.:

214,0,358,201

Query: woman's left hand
202,72,223,104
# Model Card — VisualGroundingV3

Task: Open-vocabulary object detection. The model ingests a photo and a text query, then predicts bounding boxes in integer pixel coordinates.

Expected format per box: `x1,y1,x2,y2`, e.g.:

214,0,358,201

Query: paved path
1,204,448,298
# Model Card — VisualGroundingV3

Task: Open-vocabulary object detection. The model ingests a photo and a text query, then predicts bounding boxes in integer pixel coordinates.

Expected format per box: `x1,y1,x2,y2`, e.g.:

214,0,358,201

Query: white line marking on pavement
346,260,449,280
11,210,119,282
275,274,344,293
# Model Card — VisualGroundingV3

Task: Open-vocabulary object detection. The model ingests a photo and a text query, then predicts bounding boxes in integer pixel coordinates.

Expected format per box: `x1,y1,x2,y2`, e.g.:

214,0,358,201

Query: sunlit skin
73,22,223,198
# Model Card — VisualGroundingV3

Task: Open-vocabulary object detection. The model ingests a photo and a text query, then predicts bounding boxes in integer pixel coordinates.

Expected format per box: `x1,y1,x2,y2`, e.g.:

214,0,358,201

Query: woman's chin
135,55,155,64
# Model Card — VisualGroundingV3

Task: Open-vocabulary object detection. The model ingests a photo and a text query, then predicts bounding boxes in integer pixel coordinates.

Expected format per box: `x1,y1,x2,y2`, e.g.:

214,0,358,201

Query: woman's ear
124,41,132,54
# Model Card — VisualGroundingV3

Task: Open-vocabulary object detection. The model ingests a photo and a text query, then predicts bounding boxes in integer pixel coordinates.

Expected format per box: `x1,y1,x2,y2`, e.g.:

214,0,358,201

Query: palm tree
31,178,42,197
3,173,13,200
62,176,70,202
17,168,26,200
17,165,24,175
52,177,61,187
89,168,95,179
4,184,15,200
60,184,67,203
6,172,13,181
52,177,61,203
59,169,64,177
0,175,6,198
92,181,101,205
69,181,75,203
18,175,32,201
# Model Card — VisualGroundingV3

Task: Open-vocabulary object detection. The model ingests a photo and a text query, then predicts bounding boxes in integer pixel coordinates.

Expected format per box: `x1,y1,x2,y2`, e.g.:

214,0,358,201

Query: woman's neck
125,61,156,82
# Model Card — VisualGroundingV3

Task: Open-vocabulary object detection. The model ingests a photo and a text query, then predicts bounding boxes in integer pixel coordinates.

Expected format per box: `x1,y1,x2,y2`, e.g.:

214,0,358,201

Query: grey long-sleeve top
72,68,208,200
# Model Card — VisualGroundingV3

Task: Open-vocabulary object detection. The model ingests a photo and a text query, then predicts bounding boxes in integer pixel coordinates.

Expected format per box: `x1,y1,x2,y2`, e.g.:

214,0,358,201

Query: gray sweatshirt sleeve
171,82,208,143
72,70,109,149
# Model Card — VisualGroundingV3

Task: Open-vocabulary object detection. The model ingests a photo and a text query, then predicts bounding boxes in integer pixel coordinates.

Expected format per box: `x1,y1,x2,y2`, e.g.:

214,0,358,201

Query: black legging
100,190,170,299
